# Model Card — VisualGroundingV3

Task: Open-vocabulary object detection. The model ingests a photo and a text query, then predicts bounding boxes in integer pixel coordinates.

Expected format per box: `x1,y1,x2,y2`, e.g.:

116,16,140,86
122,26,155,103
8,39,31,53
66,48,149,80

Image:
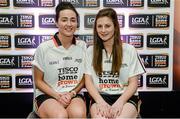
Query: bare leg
90,103,107,119
66,97,86,118
116,103,137,118
37,98,68,118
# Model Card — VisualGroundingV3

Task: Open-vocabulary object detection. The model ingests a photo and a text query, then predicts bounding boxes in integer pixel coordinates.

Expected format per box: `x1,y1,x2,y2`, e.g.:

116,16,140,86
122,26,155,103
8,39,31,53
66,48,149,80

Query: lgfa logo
0,57,15,66
84,15,95,28
39,15,56,28
149,0,169,5
0,16,14,25
18,78,32,85
147,34,169,48
42,17,55,25
147,74,168,87
150,36,167,45
87,17,95,25
16,75,33,88
132,16,150,25
17,37,36,46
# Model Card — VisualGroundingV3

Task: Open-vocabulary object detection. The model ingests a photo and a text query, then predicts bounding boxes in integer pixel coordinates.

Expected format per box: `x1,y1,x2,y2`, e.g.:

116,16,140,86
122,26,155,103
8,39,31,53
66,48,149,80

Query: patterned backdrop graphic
0,0,174,92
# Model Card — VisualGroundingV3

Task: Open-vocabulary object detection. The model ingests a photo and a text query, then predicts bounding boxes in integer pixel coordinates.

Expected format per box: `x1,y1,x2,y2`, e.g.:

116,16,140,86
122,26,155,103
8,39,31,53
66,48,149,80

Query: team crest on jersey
63,56,72,61
49,60,59,65
75,58,82,63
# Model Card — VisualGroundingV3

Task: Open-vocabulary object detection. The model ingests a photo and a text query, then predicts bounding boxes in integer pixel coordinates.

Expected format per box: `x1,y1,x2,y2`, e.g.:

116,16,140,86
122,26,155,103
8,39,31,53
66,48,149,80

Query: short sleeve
84,46,93,75
32,46,45,72
128,46,146,78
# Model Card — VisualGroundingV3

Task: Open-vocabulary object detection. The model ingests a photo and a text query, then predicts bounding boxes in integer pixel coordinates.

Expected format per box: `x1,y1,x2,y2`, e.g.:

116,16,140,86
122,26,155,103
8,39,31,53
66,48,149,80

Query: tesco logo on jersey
58,67,79,86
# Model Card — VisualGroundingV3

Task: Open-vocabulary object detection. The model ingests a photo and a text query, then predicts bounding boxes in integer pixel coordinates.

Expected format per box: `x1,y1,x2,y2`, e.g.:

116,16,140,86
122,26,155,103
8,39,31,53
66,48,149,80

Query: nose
102,26,106,32
67,20,72,26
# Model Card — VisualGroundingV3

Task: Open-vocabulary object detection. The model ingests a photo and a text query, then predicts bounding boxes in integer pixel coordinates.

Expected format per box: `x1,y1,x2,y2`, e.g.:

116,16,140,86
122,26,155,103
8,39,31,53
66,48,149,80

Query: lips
100,34,108,37
65,27,73,32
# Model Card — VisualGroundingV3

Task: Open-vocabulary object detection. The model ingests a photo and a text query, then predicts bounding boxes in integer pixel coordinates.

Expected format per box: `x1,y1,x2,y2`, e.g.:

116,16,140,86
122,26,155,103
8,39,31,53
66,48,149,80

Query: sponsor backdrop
0,0,174,93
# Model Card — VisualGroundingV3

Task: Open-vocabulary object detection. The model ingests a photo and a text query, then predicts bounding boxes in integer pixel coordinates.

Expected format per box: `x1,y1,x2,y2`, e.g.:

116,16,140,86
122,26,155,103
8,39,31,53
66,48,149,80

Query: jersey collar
52,32,76,47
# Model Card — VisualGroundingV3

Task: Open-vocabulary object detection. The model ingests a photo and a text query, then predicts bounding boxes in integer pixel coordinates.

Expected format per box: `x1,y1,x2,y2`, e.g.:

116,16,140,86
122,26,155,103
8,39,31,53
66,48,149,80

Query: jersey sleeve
84,46,93,75
128,46,146,78
32,45,45,72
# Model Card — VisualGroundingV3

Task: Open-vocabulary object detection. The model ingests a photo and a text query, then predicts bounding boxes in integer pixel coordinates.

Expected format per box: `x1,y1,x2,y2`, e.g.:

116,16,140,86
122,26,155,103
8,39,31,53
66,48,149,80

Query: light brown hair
93,8,123,75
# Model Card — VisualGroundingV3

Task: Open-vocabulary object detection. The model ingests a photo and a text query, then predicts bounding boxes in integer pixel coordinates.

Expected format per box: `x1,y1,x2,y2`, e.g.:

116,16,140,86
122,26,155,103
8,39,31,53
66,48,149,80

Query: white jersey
32,32,88,97
87,43,145,95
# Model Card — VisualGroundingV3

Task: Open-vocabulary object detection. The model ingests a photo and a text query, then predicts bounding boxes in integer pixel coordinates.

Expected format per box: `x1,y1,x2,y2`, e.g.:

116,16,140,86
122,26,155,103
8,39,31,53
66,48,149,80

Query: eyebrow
97,23,112,25
61,17,76,19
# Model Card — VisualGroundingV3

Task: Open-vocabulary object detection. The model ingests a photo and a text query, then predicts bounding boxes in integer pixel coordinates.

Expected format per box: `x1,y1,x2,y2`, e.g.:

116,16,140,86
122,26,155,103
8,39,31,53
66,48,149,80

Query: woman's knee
118,103,137,118
70,104,86,117
67,98,86,118
53,110,68,118
38,99,68,118
69,108,86,117
39,108,68,118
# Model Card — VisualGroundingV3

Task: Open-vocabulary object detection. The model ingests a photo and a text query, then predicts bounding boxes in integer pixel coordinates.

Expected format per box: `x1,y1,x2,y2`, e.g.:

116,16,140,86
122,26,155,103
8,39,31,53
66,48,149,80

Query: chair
137,99,142,118
27,111,39,119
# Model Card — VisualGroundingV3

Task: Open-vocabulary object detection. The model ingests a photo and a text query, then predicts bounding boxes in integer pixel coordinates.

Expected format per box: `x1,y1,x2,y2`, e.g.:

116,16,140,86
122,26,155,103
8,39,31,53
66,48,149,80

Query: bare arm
85,74,104,103
117,75,138,104
69,74,85,95
111,75,138,117
33,66,60,100
58,74,85,107
85,74,111,117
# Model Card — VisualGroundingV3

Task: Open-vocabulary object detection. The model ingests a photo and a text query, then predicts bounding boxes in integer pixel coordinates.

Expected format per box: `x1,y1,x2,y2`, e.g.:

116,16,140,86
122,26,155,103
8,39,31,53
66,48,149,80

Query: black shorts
35,94,84,109
91,94,139,110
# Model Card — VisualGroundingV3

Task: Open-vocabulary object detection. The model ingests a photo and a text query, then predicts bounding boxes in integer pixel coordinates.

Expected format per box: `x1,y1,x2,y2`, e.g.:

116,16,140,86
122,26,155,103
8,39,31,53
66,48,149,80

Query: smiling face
96,16,115,43
56,9,77,37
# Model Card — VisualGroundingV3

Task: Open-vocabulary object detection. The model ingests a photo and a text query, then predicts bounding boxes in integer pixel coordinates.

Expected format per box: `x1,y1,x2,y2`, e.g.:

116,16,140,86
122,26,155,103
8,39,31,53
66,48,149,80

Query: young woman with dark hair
32,2,87,118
